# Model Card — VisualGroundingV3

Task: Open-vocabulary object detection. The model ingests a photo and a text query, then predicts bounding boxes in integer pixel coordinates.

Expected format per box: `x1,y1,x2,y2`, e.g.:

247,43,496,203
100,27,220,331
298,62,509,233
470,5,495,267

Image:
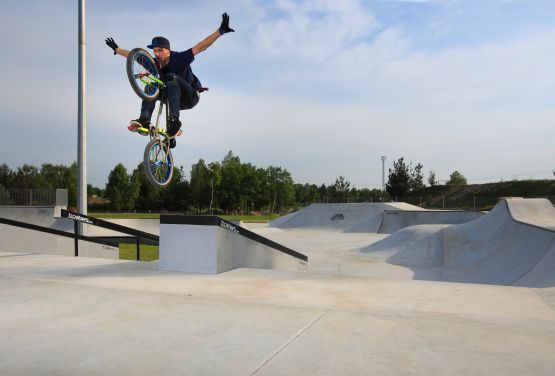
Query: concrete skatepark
1,198,555,374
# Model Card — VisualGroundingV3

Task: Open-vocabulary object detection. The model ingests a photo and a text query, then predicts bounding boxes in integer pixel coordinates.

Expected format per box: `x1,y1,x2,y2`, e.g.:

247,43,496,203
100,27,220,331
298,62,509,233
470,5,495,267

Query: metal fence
0,189,68,206
393,195,555,210
312,194,555,211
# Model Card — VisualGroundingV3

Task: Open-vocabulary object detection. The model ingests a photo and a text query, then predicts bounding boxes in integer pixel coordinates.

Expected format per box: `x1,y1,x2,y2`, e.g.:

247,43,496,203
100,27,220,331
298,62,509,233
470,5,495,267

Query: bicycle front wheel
127,48,161,101
143,138,174,188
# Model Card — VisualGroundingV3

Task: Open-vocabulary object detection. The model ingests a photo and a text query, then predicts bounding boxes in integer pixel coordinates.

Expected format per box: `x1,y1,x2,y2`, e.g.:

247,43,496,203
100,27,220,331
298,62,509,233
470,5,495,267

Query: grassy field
92,213,281,261
119,243,159,261
89,213,162,219
89,213,279,222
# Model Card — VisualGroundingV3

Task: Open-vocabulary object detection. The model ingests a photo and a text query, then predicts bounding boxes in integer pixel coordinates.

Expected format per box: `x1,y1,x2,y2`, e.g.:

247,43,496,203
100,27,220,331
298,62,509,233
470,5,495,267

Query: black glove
218,13,234,35
105,37,119,54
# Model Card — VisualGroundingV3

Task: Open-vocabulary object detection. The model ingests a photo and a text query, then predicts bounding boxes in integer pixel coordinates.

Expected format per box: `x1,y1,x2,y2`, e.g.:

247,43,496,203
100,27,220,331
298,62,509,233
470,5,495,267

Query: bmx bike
126,48,180,188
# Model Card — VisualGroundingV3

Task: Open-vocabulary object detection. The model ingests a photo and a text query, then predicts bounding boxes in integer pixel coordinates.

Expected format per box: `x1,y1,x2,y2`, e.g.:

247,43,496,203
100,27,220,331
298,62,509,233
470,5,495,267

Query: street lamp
381,156,386,192
77,0,87,235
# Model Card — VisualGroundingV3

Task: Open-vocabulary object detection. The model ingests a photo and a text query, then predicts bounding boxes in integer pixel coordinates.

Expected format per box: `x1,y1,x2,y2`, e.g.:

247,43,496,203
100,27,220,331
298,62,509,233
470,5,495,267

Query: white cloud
253,0,378,62
2,0,555,188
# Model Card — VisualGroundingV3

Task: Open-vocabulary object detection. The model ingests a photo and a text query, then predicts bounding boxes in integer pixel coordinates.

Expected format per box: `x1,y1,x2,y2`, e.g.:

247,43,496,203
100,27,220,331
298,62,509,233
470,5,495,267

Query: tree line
1,154,467,213
385,157,467,197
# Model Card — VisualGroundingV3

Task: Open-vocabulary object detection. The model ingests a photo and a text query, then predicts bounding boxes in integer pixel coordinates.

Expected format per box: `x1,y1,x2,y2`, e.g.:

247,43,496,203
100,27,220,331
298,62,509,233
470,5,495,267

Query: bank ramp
378,209,485,234
271,203,422,233
361,198,555,287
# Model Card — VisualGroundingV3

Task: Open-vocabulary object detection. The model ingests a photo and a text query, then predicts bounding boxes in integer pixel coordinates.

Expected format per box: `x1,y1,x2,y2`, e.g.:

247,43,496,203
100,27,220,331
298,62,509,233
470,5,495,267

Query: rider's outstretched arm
115,48,130,58
192,13,234,56
192,31,222,56
105,37,129,57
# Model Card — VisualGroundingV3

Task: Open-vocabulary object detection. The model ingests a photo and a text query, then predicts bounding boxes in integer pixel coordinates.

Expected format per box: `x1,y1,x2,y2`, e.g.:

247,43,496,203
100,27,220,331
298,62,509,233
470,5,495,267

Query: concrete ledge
159,216,308,273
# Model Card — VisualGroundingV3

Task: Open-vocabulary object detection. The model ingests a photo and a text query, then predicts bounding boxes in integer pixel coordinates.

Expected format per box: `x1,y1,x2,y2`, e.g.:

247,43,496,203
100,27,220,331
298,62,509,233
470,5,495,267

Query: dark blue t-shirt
158,49,202,91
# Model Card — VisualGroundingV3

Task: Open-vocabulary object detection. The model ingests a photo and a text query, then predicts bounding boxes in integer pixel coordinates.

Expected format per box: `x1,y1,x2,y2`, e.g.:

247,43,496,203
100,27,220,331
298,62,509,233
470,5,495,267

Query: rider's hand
105,37,119,55
218,13,234,35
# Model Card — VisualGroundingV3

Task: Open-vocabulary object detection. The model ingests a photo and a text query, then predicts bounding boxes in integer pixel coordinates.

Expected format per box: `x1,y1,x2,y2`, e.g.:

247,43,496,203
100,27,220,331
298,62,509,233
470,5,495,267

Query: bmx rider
105,13,234,148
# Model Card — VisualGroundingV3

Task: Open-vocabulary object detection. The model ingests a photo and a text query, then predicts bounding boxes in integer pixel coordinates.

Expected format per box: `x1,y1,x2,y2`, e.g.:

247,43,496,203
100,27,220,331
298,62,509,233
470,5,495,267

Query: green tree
190,159,211,212
40,163,69,189
428,171,438,187
239,162,259,213
0,163,12,188
447,171,468,185
134,162,160,211
410,163,425,191
294,183,320,206
165,166,192,212
87,184,104,197
267,166,294,214
105,164,130,212
219,151,243,213
12,164,45,188
386,158,411,197
67,162,78,207
158,166,187,212
128,168,141,211
333,176,351,202
207,162,222,213
318,183,328,202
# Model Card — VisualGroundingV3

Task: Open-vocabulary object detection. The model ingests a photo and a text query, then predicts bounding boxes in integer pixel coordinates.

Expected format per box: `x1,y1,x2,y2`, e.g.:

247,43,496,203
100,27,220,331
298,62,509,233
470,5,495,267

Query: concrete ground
2,239,555,375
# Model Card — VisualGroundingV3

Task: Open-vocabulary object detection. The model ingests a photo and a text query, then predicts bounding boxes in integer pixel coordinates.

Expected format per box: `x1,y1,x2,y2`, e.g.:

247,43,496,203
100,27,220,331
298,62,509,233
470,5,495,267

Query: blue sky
1,0,555,188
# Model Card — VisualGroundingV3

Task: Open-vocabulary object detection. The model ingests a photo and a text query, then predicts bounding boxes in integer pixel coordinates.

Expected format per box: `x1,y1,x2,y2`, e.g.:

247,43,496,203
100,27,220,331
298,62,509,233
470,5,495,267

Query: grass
89,212,280,222
89,212,161,219
119,243,159,261
221,215,278,222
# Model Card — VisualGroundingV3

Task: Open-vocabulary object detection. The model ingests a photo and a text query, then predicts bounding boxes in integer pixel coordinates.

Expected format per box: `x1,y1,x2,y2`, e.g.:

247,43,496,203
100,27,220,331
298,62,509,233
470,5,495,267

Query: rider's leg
139,99,156,122
165,74,199,149
165,74,199,118
129,100,155,134
177,77,199,111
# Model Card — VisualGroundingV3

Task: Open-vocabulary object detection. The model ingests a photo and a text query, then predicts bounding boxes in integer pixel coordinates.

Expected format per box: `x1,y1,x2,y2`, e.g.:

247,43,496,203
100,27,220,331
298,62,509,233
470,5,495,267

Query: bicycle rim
130,50,160,100
143,139,174,188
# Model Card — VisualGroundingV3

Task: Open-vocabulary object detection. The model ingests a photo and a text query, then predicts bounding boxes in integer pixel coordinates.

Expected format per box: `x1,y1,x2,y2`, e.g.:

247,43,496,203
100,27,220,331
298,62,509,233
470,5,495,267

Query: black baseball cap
147,36,170,49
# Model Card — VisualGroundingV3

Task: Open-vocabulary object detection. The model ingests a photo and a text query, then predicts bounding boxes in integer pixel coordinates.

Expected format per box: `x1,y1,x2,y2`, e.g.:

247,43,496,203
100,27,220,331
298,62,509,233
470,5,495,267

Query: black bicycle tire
143,138,174,188
126,48,160,102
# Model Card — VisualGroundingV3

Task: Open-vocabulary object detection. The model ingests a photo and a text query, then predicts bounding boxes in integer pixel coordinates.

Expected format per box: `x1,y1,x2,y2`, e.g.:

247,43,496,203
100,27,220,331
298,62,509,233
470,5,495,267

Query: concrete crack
249,309,329,375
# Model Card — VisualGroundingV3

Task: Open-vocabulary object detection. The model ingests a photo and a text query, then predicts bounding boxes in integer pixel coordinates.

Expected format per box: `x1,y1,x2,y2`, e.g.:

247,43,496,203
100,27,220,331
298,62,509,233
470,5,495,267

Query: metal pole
136,237,140,261
77,0,87,235
381,156,386,192
74,221,79,257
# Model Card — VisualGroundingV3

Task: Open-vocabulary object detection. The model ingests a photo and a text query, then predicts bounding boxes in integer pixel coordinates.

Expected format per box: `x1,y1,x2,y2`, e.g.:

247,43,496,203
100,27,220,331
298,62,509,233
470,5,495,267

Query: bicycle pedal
128,124,149,136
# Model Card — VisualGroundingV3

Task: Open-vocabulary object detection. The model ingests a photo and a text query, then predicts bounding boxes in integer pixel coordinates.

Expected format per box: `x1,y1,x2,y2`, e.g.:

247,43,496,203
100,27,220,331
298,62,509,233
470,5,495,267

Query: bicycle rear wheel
127,48,161,101
143,138,174,188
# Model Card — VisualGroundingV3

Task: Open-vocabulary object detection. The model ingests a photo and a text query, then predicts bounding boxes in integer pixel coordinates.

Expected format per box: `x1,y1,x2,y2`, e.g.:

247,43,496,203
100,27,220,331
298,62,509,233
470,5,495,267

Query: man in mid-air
105,13,234,148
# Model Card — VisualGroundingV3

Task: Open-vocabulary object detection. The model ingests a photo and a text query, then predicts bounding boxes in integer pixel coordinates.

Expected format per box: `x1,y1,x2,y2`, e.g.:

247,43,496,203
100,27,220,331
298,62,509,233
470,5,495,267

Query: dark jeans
140,73,199,120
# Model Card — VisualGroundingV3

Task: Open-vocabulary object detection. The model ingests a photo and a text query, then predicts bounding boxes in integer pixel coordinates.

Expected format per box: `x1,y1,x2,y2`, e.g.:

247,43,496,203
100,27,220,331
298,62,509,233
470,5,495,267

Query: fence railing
296,195,555,211
392,195,555,210
0,189,68,206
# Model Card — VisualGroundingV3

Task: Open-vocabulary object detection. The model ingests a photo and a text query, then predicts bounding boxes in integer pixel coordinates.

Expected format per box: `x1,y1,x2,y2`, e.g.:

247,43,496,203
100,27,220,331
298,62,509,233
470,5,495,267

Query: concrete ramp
160,216,307,274
0,216,118,259
0,206,74,232
271,203,422,233
378,210,485,234
361,198,555,287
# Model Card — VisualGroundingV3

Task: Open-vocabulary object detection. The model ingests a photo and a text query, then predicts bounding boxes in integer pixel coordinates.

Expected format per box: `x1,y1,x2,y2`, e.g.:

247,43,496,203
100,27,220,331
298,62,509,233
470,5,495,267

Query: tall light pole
381,156,386,192
77,0,87,234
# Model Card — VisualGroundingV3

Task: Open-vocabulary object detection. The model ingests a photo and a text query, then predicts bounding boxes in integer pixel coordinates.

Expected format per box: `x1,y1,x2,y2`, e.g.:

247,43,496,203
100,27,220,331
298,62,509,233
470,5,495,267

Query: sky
1,0,555,189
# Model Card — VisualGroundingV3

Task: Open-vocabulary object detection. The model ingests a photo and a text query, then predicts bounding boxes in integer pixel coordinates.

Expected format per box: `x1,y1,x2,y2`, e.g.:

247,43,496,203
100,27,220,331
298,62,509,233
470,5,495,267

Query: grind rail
61,210,159,260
